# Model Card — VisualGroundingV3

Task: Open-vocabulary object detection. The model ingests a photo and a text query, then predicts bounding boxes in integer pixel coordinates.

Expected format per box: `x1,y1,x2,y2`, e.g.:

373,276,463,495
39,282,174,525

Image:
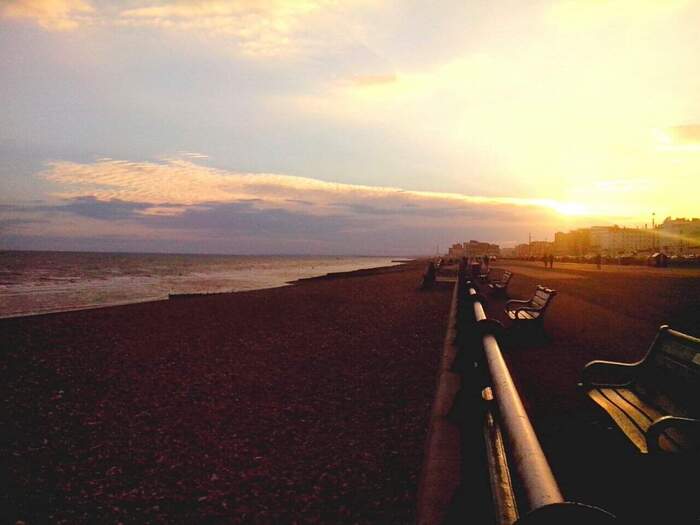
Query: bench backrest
529,285,556,310
640,326,700,416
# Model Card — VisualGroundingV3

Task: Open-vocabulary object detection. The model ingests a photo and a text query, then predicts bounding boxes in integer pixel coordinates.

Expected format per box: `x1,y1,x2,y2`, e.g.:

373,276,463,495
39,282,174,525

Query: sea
0,251,408,319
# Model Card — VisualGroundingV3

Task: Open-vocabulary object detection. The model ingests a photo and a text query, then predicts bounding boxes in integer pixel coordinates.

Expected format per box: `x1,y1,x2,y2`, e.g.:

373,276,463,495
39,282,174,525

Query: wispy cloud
119,0,374,58
1,0,94,31
39,157,586,220
1,0,371,58
0,156,605,253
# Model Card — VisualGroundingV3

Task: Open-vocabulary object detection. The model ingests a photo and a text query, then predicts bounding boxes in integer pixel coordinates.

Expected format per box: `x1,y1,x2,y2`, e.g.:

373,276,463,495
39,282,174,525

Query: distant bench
478,267,490,282
581,325,700,453
504,285,557,324
487,270,512,296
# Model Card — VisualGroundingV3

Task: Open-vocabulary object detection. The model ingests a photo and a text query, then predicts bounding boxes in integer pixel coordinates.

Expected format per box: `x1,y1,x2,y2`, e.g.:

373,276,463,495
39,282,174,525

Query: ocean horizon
0,251,412,319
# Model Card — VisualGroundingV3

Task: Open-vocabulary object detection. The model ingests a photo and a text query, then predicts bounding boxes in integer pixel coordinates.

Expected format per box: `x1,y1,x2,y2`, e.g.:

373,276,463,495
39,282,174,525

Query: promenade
476,259,700,523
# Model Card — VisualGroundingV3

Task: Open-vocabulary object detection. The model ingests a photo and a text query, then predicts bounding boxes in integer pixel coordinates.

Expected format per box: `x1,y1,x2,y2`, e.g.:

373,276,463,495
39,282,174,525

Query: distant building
514,243,531,258
657,217,700,255
462,240,500,258
447,240,500,259
528,240,554,258
527,217,700,259
589,226,654,255
447,243,465,259
554,228,591,256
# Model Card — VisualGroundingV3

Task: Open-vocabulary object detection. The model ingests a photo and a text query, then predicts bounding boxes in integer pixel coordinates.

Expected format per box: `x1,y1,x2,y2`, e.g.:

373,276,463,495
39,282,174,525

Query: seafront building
508,217,700,259
554,226,653,256
462,218,699,261
447,240,500,259
549,217,700,256
513,241,553,258
657,217,700,255
554,229,591,256
589,226,655,255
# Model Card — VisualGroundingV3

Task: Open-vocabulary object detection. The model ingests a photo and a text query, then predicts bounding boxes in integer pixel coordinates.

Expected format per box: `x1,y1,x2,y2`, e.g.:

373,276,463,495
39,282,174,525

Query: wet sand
480,260,700,523
1,261,451,524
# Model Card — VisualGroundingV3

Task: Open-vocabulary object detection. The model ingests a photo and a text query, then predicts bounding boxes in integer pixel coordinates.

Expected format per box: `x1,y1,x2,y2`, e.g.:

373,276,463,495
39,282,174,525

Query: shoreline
0,259,417,321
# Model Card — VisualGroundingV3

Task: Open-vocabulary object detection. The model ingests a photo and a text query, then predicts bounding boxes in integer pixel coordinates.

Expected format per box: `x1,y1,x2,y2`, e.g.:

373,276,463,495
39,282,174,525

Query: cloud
177,151,209,159
116,0,368,58
653,125,700,153
1,0,372,58
0,156,603,253
1,0,94,31
61,195,152,219
38,157,583,221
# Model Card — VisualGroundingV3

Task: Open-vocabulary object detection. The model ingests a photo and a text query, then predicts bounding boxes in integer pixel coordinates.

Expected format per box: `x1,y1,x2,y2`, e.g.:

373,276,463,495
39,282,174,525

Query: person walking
549,254,554,269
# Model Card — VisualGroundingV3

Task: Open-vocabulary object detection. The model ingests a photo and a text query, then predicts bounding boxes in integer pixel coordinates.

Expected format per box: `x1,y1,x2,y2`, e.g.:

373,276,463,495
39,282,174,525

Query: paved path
477,261,700,523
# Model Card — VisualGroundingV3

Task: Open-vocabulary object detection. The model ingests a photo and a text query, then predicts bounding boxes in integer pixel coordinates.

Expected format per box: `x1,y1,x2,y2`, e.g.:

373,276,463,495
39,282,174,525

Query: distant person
422,261,436,288
549,254,554,269
543,254,548,268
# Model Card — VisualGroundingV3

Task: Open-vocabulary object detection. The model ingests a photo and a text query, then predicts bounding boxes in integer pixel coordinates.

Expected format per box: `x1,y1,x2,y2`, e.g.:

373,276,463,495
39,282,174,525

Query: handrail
468,286,564,513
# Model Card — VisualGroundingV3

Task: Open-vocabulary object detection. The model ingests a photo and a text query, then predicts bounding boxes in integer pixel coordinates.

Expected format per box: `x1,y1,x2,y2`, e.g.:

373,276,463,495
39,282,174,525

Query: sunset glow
1,0,698,253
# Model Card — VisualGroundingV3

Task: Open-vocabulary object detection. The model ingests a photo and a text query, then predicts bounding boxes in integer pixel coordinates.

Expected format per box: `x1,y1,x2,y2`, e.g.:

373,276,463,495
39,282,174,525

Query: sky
1,0,699,255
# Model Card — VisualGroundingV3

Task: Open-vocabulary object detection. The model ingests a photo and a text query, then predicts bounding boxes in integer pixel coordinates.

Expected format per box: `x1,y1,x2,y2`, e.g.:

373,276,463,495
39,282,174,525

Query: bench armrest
647,416,700,453
580,360,640,387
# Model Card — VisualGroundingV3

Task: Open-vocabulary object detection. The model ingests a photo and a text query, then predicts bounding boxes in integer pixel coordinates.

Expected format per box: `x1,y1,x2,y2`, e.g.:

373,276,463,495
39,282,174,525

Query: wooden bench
478,267,491,282
504,285,556,322
581,325,700,453
487,270,512,295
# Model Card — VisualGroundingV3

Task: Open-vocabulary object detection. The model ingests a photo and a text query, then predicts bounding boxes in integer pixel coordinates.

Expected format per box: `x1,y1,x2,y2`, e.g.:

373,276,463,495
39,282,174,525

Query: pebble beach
1,261,450,524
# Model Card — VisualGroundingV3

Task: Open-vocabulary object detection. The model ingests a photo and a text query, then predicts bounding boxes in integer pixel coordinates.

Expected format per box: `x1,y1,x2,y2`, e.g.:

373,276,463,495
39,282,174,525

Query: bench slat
507,310,538,320
589,388,682,453
589,389,651,453
583,326,700,454
531,297,547,308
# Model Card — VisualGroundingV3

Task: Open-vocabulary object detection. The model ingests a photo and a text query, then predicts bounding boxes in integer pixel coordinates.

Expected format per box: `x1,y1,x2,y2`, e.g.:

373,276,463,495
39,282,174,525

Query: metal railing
456,269,615,524
469,286,563,514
